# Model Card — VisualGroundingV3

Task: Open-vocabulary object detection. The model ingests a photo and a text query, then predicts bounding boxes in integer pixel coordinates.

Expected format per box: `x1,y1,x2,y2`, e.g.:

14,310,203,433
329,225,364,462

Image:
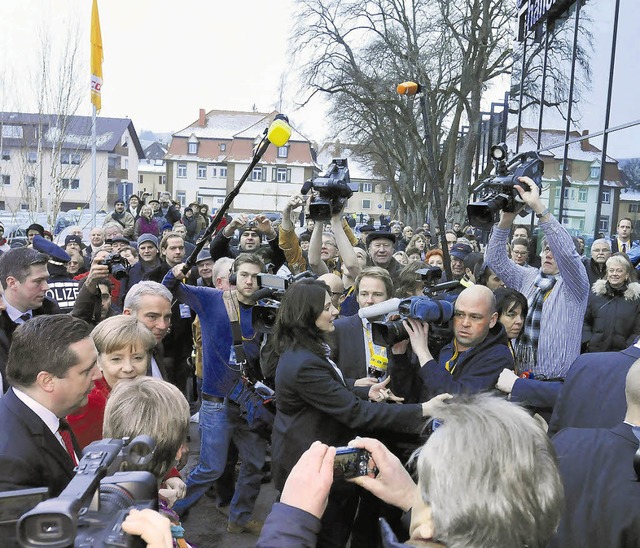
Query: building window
139,175,143,185
61,152,81,164
220,143,226,152
188,142,198,155
590,165,601,179
277,146,288,158
251,166,265,181
177,191,186,207
362,182,373,193
579,219,585,230
629,204,640,213
578,188,588,202
220,167,227,177
26,176,37,188
197,164,207,178
602,189,611,204
386,185,392,194
2,125,22,138
177,163,187,177
61,178,80,190
276,167,289,182
211,167,217,177
554,187,570,200
0,150,9,160
362,199,371,209
1,174,9,185
27,151,37,163
159,175,166,185
384,200,392,210
20,203,28,211
599,216,609,231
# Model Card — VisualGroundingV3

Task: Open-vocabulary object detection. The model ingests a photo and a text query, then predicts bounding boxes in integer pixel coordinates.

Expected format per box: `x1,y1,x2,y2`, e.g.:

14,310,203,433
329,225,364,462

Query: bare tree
291,0,515,227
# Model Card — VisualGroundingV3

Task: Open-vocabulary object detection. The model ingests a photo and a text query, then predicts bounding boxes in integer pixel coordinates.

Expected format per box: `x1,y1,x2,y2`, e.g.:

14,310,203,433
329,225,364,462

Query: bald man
318,273,345,310
390,285,514,400
549,358,640,547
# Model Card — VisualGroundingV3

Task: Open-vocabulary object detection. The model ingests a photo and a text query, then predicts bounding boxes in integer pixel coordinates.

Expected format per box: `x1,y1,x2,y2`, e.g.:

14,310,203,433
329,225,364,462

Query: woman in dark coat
272,279,436,547
583,253,640,353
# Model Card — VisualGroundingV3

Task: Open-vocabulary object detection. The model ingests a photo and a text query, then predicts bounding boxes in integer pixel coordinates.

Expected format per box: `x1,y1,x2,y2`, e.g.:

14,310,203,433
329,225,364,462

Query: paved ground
177,421,278,548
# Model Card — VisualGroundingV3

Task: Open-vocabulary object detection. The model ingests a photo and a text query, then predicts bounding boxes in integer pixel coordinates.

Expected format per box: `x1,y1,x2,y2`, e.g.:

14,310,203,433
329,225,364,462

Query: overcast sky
0,0,330,140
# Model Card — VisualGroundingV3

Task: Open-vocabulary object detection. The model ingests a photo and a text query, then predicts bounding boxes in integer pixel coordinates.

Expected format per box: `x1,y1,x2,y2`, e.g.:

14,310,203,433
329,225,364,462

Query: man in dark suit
0,315,100,497
0,247,61,392
548,358,640,547
332,266,394,380
547,341,640,436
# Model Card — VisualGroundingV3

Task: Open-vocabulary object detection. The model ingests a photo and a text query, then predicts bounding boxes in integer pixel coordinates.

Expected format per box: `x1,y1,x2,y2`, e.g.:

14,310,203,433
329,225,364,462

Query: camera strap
222,290,248,368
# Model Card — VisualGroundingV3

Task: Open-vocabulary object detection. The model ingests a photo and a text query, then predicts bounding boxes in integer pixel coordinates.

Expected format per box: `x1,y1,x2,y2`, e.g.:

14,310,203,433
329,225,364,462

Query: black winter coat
582,279,640,353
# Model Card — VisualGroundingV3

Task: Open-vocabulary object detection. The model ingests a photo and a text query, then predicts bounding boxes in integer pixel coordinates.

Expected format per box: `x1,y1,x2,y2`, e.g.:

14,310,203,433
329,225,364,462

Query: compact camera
333,447,376,480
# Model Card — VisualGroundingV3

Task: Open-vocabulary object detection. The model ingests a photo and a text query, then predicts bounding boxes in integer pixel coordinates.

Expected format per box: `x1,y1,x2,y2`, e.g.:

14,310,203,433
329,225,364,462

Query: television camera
16,436,157,548
367,266,457,351
300,158,358,221
467,143,544,228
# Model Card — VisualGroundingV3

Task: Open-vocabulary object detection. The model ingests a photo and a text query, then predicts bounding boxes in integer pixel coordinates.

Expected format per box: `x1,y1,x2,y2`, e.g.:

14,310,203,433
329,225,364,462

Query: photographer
485,176,589,416
271,278,445,547
71,252,119,325
162,254,268,535
389,285,513,401
211,212,286,271
258,394,563,548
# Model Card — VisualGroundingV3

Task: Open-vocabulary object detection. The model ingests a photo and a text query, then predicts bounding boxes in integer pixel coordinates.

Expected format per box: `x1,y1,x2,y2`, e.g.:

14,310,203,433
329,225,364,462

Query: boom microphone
358,298,401,319
267,114,291,147
396,81,422,96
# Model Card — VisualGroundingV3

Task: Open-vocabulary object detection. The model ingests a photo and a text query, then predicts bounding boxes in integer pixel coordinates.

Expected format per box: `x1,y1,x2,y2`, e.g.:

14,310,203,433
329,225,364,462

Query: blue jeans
173,399,266,525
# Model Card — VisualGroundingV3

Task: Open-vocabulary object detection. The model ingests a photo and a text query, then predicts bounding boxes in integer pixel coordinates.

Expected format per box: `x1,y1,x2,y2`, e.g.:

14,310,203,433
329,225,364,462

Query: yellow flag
90,0,103,111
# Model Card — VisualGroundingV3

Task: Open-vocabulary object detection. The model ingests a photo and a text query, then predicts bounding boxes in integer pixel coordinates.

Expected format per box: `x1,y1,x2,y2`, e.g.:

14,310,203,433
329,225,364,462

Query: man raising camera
485,176,589,416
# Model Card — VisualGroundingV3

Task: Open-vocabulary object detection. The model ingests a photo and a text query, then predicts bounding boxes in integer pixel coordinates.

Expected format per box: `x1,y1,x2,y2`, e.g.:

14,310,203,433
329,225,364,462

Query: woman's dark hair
273,279,331,356
494,287,528,322
464,252,484,274
395,261,428,298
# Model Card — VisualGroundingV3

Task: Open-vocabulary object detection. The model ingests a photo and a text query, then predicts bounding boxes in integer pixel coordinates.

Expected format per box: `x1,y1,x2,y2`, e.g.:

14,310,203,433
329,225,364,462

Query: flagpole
91,104,97,228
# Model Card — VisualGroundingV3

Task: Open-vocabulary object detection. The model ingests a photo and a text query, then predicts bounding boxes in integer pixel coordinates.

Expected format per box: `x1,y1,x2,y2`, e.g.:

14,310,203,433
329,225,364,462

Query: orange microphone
396,81,422,95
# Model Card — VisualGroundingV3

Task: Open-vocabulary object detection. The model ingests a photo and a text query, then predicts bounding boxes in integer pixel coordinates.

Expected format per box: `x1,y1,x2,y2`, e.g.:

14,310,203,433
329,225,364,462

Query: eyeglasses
322,241,337,248
371,242,393,249
512,250,528,256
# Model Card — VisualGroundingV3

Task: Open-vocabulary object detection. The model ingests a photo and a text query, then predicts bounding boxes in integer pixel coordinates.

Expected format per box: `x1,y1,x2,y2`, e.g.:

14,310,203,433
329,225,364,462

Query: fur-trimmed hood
592,278,640,300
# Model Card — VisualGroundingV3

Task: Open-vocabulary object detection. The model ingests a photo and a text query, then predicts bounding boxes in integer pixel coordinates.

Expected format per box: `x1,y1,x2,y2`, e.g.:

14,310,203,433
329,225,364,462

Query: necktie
18,313,32,324
622,243,627,253
58,419,78,466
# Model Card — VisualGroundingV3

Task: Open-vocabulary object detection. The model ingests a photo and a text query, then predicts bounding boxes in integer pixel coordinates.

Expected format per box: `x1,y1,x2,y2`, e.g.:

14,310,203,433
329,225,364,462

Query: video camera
369,266,457,349
251,271,316,333
300,158,357,221
99,253,130,281
466,143,544,228
16,436,157,547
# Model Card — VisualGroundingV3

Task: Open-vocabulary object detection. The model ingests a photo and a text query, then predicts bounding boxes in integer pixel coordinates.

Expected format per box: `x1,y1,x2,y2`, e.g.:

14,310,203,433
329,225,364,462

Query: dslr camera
466,143,544,228
17,436,157,547
99,253,130,281
371,266,456,348
300,158,357,221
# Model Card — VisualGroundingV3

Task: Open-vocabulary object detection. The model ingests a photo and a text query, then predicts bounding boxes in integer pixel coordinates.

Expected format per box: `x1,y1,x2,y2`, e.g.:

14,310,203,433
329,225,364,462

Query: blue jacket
389,322,513,401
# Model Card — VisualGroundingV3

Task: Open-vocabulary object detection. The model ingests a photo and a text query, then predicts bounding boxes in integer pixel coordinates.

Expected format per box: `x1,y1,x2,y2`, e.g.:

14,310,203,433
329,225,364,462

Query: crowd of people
1,180,640,547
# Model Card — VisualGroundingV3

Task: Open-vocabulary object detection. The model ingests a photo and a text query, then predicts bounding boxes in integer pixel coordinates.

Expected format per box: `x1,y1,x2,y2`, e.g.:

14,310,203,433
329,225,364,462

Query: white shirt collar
12,387,60,436
2,296,31,323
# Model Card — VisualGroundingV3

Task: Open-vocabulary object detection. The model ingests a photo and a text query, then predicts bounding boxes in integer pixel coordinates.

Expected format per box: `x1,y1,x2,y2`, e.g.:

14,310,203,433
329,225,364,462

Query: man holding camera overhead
485,176,589,415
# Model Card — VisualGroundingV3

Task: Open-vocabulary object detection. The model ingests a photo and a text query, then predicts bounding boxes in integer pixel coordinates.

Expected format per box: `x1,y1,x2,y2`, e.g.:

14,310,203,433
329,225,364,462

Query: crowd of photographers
1,177,640,547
